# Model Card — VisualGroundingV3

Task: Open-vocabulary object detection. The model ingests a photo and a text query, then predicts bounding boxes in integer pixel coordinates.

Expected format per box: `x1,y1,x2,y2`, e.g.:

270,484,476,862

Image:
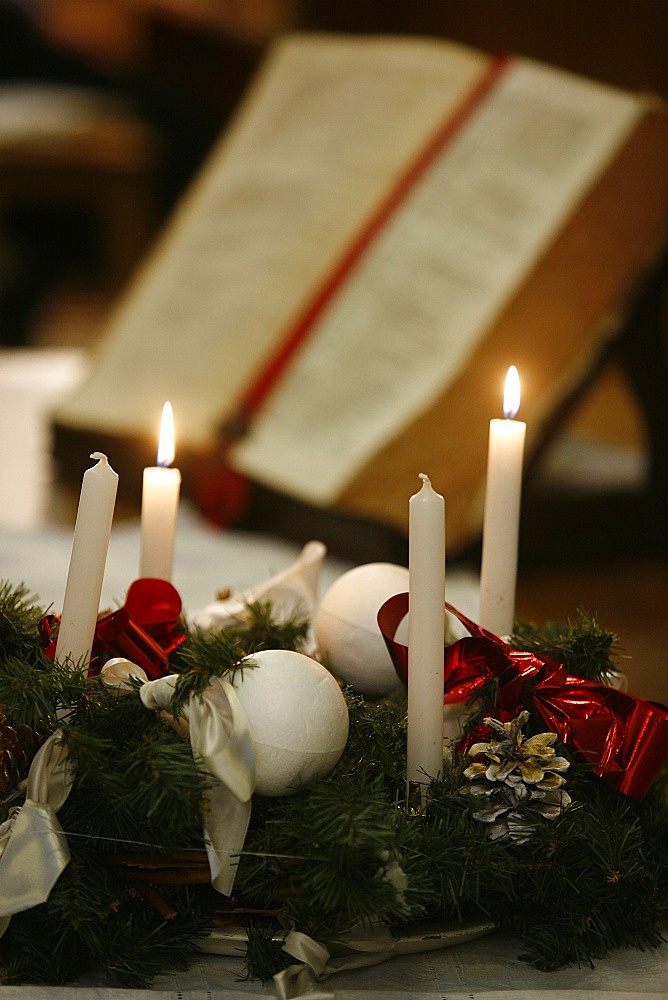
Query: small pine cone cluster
0,718,44,795
459,710,571,842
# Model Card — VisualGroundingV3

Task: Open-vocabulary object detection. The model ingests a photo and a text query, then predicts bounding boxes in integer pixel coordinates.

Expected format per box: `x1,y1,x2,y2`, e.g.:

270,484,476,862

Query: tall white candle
479,366,526,637
140,401,181,580
407,473,446,790
56,452,118,669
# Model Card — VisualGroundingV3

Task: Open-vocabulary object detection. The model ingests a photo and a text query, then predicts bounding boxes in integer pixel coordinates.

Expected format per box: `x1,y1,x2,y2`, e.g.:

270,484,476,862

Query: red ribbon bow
42,578,187,680
377,593,668,800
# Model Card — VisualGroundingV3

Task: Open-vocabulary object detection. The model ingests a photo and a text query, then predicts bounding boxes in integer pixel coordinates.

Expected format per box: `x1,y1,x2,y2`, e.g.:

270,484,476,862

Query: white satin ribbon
274,931,335,1000
0,730,74,936
102,659,256,895
273,926,400,999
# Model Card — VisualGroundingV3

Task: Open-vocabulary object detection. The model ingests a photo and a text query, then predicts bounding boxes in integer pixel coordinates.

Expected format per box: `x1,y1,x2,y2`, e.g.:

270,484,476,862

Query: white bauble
315,562,409,697
231,648,349,797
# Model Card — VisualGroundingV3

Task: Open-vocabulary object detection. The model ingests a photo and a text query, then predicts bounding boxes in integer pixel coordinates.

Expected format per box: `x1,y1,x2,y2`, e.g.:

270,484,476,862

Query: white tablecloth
0,931,665,998
0,500,482,634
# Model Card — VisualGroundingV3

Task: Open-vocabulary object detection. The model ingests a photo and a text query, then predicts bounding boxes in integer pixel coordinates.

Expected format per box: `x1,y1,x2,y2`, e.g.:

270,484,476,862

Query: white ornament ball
231,648,349,797
315,562,409,697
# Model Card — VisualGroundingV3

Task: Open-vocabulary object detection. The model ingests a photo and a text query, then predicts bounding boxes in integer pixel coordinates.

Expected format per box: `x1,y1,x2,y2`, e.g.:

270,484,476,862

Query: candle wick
418,472,430,486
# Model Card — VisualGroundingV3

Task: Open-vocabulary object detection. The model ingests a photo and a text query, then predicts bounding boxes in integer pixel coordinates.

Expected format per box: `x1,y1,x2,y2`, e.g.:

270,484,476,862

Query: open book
53,33,668,558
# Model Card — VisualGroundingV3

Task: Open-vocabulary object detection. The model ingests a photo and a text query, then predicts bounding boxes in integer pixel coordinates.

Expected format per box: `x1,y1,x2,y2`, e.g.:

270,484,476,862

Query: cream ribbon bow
273,926,400,999
102,659,256,895
0,730,74,937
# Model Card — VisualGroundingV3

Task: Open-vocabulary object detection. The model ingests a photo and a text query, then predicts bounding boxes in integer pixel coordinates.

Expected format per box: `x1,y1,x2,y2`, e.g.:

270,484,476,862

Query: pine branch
230,600,311,654
0,581,49,665
511,609,620,683
59,691,212,852
243,922,291,983
169,626,247,711
338,688,407,798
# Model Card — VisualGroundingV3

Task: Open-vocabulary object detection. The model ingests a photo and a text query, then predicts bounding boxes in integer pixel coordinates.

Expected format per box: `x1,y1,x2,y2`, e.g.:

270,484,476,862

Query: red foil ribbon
42,579,187,680
93,578,187,679
94,607,168,680
377,593,668,800
39,614,59,659
123,578,187,657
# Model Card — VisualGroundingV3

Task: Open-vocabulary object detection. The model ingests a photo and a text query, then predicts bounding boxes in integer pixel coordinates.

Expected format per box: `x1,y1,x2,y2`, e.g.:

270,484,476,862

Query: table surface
0,930,666,998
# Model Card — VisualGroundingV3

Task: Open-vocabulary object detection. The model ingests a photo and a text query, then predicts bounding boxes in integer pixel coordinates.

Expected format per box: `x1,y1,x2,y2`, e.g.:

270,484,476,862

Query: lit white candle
407,473,446,791
140,401,182,580
56,452,118,669
479,366,526,637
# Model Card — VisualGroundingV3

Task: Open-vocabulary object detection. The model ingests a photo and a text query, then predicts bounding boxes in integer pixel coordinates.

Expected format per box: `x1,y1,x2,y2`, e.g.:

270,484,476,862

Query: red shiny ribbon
123,578,188,657
93,606,168,680
41,578,186,680
377,593,668,800
39,614,59,659
93,578,187,678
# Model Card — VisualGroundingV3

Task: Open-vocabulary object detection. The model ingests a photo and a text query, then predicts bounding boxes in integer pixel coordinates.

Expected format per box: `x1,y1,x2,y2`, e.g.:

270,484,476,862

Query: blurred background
0,0,666,702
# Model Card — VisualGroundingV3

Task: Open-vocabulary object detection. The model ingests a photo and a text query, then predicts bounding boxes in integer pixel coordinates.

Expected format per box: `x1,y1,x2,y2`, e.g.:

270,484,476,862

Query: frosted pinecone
459,710,571,842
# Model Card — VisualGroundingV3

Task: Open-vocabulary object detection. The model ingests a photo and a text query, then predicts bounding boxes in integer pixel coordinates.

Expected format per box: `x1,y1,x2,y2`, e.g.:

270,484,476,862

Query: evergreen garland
0,581,664,987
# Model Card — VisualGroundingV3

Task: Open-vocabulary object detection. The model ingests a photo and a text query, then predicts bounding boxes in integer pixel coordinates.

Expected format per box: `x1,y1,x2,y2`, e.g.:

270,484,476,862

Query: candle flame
503,366,520,419
157,401,175,467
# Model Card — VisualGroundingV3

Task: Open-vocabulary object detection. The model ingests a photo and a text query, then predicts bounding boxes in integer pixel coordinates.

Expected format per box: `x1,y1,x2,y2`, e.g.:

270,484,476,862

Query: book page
231,58,642,504
55,33,488,443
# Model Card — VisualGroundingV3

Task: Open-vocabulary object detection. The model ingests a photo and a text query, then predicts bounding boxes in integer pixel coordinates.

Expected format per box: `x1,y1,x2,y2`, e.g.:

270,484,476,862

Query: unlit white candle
140,402,181,580
56,452,118,669
407,473,446,788
479,366,526,637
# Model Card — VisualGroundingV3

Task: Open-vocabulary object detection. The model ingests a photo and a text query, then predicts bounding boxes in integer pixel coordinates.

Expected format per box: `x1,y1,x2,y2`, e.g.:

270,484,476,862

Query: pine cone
459,710,571,842
0,718,44,795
